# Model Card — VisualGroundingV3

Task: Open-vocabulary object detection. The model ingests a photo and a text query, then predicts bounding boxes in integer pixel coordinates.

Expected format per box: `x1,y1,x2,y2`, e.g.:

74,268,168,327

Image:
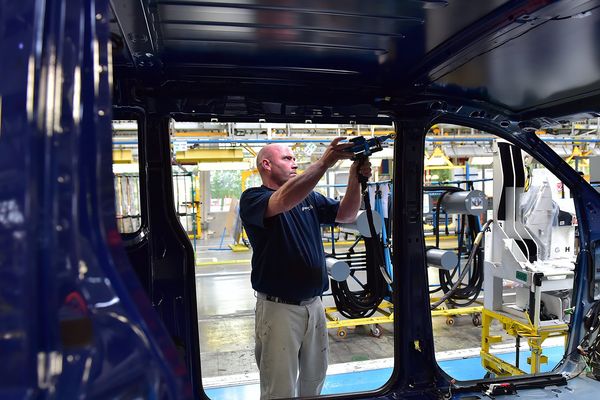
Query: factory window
184,122,397,398
209,171,242,212
112,119,141,234
426,124,580,380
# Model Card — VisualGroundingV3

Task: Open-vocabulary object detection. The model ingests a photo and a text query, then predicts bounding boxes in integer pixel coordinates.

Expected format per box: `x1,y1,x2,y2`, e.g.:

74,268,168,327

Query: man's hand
350,158,372,180
335,157,373,223
320,137,355,168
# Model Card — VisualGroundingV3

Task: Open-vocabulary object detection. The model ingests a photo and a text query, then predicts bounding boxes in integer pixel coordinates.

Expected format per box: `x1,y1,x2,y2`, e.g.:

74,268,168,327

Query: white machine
484,140,576,327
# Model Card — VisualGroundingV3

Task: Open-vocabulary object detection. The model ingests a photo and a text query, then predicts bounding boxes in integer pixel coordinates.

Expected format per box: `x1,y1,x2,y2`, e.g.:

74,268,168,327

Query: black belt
266,295,303,306
258,292,316,306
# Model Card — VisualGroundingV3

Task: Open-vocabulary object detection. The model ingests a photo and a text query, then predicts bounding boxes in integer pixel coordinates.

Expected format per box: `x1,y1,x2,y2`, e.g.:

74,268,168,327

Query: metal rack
480,308,568,376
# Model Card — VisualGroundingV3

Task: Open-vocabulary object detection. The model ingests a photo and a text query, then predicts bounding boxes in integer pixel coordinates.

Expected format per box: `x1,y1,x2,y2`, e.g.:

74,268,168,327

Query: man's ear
262,159,270,171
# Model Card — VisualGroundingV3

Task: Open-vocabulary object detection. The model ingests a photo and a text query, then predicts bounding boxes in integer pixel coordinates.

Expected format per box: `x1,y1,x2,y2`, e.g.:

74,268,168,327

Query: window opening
112,120,141,234
169,122,397,398
426,124,581,380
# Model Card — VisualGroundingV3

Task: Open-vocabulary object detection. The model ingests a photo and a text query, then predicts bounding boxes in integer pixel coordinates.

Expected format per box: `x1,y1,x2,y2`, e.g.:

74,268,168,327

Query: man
239,137,371,399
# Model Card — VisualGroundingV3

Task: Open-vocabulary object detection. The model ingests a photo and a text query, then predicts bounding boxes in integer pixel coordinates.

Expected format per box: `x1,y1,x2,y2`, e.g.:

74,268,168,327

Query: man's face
264,145,298,186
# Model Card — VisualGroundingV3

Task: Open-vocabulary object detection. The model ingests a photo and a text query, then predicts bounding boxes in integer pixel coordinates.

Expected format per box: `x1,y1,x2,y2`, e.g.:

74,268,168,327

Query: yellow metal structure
113,149,133,163
424,146,466,171
431,306,483,317
323,236,460,250
480,308,568,376
194,174,202,238
227,169,260,250
325,301,483,337
183,173,202,240
241,169,258,192
172,131,227,137
565,145,592,163
175,148,244,164
423,234,459,249
325,300,394,337
229,243,250,252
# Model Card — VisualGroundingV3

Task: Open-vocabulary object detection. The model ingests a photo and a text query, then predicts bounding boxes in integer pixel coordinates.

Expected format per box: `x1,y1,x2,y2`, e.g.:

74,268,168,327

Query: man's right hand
320,137,355,168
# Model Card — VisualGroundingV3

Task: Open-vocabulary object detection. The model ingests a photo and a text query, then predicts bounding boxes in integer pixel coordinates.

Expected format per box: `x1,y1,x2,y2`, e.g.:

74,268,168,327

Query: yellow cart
480,308,568,377
325,300,483,337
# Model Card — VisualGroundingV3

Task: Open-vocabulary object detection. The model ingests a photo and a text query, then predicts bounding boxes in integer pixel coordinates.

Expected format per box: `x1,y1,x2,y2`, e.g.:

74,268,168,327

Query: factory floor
193,236,559,395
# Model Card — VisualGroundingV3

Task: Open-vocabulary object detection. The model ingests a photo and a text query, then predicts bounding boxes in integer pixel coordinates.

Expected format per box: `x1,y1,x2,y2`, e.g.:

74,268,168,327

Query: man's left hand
351,158,372,179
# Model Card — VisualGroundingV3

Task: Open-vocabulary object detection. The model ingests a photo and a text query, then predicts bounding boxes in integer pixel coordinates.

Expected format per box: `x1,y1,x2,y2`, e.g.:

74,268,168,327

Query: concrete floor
193,236,521,387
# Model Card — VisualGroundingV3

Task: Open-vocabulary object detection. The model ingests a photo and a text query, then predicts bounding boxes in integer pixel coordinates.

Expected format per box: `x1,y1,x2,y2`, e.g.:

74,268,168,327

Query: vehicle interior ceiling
108,0,600,395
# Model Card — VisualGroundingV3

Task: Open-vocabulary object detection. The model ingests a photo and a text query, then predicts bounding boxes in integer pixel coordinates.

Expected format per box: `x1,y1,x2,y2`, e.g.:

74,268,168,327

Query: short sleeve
240,187,274,228
311,191,339,225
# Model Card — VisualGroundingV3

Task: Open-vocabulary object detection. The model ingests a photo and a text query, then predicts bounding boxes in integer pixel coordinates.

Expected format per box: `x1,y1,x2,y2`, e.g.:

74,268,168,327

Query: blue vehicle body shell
2,0,600,399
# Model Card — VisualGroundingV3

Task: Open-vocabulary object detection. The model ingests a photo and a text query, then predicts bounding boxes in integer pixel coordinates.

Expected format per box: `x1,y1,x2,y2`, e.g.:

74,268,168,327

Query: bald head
256,144,288,174
256,144,297,188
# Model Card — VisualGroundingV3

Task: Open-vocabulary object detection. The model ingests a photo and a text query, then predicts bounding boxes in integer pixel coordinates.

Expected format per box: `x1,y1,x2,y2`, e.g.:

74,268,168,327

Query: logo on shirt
301,205,314,212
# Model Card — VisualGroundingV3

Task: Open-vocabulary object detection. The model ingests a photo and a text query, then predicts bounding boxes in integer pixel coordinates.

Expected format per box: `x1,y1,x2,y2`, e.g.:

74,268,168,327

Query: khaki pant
254,296,328,399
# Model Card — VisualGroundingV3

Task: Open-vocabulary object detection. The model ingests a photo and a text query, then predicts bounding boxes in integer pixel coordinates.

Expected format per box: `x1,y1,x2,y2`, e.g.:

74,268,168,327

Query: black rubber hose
330,168,390,319
431,219,493,310
439,214,484,307
427,187,463,295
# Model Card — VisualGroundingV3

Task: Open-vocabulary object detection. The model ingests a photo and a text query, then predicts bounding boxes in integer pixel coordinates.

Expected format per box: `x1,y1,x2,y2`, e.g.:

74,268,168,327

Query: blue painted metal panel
0,0,192,398
109,0,600,117
0,1,41,397
431,0,600,112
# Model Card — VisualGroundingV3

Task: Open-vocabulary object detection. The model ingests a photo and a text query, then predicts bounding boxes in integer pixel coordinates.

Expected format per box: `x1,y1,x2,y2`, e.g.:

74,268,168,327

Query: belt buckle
266,295,300,305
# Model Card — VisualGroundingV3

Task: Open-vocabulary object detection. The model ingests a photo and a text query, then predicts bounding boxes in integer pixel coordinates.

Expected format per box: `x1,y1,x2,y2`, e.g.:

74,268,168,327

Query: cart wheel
370,325,382,338
337,328,347,338
472,313,482,327
445,317,455,326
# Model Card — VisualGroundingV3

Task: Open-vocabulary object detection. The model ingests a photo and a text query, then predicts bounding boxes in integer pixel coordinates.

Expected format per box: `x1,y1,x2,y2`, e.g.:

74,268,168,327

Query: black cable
330,167,390,319
330,235,388,319
431,219,493,310
440,215,485,307
426,186,484,306
425,185,486,307
424,186,462,250
427,187,461,296
571,301,600,380
360,176,392,285
436,212,466,296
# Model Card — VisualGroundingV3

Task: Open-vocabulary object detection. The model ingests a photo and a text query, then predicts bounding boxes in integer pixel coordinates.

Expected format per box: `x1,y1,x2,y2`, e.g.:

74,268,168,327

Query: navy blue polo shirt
239,185,340,301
